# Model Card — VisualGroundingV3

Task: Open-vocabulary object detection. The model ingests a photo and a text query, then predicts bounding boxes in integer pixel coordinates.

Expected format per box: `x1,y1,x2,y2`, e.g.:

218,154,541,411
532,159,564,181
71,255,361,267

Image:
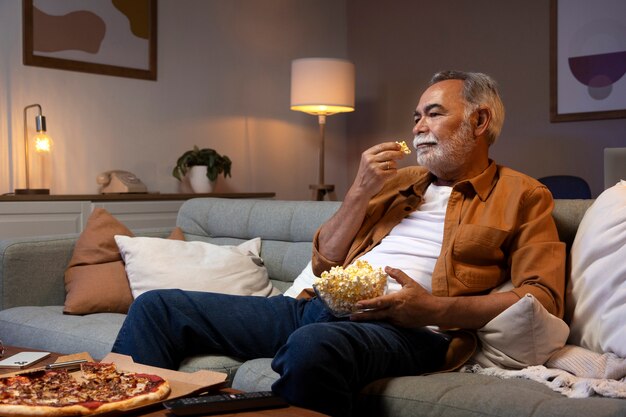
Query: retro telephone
96,170,147,194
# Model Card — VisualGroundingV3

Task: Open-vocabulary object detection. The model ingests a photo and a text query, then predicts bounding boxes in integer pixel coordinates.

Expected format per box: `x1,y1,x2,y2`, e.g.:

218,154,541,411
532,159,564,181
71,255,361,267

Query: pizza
0,362,170,416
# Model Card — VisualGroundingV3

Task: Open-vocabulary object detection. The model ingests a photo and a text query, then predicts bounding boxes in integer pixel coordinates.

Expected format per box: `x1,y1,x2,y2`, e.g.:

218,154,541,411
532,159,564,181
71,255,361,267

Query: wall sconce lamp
290,58,355,200
16,104,53,195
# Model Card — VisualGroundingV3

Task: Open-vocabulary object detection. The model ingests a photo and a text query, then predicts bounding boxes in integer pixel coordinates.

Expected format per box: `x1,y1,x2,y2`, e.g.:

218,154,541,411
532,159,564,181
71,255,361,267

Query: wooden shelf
0,192,275,202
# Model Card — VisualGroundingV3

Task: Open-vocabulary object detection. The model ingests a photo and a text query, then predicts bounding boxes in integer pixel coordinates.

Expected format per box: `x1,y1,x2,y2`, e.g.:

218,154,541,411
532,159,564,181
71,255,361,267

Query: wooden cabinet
0,201,88,238
0,193,274,238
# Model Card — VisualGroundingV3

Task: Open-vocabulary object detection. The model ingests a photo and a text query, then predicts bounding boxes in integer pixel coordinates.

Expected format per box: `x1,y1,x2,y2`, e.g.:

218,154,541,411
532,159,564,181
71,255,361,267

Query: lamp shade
290,58,355,115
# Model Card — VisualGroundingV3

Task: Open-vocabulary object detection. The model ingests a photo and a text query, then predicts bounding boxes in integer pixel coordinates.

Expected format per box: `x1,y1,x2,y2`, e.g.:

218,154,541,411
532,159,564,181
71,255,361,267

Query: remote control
162,391,288,416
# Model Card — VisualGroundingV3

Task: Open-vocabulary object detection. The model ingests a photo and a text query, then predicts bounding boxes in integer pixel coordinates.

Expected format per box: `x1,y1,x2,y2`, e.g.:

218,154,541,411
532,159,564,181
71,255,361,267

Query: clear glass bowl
313,284,384,318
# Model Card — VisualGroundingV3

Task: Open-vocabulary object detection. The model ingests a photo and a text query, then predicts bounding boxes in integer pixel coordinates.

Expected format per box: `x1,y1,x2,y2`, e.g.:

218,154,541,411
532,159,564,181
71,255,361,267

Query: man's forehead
415,79,464,112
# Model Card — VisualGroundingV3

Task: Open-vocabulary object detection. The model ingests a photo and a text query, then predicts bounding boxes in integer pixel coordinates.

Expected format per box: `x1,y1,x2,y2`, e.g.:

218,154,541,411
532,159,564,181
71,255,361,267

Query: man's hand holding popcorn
349,266,438,327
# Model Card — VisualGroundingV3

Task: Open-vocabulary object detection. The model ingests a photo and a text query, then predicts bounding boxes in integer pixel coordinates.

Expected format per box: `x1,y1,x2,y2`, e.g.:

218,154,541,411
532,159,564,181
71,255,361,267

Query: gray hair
430,70,505,146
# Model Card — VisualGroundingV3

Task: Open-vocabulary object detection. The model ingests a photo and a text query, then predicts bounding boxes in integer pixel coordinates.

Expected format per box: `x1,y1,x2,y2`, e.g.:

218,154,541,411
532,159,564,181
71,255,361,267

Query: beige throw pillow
115,236,281,299
472,293,569,369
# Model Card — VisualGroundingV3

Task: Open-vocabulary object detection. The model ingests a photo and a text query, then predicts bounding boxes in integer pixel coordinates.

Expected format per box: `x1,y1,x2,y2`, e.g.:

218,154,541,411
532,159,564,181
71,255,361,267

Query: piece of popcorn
314,260,387,316
396,140,411,154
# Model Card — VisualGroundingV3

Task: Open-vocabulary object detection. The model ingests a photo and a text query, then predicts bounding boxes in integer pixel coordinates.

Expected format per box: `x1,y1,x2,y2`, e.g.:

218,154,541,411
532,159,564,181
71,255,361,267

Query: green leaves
172,145,232,182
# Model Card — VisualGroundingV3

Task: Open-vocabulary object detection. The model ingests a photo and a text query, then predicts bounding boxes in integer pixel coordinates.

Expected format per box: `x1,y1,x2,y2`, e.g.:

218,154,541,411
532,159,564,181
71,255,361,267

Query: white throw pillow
472,293,569,369
567,181,626,357
283,261,318,298
115,236,281,299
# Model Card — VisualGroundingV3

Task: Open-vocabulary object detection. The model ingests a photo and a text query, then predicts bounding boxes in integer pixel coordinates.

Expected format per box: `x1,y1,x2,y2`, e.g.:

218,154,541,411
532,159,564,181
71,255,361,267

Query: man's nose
413,118,427,135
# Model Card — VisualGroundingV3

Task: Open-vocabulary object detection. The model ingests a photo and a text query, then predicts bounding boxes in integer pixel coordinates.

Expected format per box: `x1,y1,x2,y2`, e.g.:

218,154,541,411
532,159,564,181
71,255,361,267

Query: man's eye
428,112,440,118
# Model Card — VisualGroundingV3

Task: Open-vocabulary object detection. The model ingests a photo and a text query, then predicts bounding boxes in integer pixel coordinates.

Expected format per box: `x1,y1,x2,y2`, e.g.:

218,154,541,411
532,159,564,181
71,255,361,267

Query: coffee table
0,346,328,417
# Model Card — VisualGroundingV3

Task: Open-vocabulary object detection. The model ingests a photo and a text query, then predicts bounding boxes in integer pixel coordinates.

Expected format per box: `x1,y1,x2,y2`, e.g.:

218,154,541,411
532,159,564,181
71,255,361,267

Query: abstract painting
550,0,626,121
23,0,157,80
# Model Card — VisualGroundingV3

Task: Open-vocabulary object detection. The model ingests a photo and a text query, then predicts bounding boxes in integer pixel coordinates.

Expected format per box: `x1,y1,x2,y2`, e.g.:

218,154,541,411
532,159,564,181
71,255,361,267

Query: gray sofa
1,197,625,416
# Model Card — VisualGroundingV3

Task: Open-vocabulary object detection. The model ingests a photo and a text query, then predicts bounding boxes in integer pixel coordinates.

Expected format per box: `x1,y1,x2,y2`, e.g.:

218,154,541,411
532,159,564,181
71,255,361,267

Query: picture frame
550,0,626,122
23,0,157,81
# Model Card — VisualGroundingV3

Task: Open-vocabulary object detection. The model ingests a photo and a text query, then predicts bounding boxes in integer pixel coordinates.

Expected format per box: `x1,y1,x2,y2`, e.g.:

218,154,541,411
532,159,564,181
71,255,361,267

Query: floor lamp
290,58,355,201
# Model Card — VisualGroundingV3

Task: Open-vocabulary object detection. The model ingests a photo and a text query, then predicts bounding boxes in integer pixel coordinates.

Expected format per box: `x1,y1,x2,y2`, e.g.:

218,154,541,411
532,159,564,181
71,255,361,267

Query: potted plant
172,146,232,193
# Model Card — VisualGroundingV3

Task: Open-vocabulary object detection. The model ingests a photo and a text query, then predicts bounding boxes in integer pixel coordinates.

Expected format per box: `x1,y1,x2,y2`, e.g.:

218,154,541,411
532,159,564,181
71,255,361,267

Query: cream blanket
463,345,626,399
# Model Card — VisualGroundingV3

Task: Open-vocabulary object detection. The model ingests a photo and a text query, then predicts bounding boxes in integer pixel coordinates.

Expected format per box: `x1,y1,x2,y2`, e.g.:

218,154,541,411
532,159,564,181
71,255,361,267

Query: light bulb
34,133,52,153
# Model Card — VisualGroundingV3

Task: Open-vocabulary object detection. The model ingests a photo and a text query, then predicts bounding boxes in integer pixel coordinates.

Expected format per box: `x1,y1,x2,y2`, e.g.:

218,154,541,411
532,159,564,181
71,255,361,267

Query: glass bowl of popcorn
313,260,387,317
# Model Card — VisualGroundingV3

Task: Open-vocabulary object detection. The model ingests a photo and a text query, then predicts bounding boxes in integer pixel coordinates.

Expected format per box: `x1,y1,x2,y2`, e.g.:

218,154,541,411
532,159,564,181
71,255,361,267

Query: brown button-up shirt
312,161,565,318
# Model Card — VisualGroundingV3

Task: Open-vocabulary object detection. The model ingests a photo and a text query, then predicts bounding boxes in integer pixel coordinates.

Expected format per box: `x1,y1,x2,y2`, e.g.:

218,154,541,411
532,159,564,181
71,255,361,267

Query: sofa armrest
0,228,173,311
0,235,78,310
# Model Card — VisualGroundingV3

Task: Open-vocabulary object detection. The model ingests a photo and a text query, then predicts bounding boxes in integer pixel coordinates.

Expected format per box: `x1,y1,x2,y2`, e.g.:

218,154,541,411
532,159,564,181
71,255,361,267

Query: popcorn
396,140,411,154
314,260,387,316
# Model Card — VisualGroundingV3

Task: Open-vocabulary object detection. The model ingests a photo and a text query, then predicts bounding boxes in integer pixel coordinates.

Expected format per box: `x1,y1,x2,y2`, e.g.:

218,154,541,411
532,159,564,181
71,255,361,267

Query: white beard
413,120,475,178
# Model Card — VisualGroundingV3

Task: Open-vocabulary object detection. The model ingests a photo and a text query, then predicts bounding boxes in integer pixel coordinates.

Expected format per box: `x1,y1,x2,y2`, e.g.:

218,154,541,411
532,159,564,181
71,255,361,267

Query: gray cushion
0,306,124,360
0,237,75,309
356,373,626,417
232,358,278,392
179,354,245,382
552,199,593,250
177,198,341,284
233,360,626,417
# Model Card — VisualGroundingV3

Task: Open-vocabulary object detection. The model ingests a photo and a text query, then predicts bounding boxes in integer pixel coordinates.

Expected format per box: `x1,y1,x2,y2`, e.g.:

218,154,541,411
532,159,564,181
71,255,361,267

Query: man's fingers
385,266,413,287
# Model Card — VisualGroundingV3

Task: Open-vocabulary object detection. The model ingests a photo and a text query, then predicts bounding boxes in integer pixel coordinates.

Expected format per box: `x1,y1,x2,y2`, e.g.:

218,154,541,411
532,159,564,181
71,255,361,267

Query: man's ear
474,107,491,137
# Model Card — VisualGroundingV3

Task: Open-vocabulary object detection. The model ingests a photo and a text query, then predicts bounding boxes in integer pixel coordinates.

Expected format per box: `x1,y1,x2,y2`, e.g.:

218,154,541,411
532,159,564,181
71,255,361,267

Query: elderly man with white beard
112,71,565,417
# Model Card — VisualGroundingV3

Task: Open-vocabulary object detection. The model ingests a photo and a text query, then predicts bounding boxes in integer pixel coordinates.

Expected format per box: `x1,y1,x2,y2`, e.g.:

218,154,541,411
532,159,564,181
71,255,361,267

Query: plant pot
188,166,216,193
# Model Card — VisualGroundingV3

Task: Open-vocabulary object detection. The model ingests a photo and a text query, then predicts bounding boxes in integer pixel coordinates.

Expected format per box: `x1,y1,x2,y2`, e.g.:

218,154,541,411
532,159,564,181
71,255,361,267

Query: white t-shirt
358,183,452,294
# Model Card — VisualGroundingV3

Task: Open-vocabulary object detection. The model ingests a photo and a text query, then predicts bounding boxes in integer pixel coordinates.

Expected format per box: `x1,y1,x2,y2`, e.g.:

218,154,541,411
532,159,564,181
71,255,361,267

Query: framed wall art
23,0,157,81
550,0,626,122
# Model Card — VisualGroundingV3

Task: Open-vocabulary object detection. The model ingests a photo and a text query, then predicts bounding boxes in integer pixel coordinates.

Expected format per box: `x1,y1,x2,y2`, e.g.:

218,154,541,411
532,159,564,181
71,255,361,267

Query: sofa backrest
552,199,594,250
176,197,594,291
177,198,341,291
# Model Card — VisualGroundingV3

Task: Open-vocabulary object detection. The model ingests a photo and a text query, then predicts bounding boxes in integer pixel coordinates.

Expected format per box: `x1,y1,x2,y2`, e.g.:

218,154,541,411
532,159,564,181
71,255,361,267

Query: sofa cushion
232,360,626,417
176,198,341,285
0,306,124,360
567,181,626,357
355,373,626,417
115,236,280,298
232,358,277,392
179,355,245,382
64,209,184,315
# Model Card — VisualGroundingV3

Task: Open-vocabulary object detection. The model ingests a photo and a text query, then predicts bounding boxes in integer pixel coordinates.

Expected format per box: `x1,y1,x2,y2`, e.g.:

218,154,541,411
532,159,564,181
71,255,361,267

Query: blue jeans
112,290,450,417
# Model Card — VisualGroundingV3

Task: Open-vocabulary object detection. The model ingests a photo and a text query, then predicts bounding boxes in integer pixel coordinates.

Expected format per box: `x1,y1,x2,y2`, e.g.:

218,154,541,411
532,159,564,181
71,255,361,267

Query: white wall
346,0,626,198
0,0,350,200
5,0,623,201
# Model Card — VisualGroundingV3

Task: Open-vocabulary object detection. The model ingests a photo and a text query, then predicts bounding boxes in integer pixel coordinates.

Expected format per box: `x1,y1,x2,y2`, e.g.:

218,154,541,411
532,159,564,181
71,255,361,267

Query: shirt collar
457,160,498,201
404,160,498,202
404,170,436,199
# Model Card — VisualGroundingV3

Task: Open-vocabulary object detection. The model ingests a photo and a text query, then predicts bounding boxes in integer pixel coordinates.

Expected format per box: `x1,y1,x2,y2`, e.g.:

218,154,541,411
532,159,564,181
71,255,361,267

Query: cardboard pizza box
100,352,228,399
100,352,228,415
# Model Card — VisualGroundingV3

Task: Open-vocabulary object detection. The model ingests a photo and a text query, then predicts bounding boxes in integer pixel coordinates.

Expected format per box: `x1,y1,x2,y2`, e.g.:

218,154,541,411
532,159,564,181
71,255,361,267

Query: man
112,71,565,417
